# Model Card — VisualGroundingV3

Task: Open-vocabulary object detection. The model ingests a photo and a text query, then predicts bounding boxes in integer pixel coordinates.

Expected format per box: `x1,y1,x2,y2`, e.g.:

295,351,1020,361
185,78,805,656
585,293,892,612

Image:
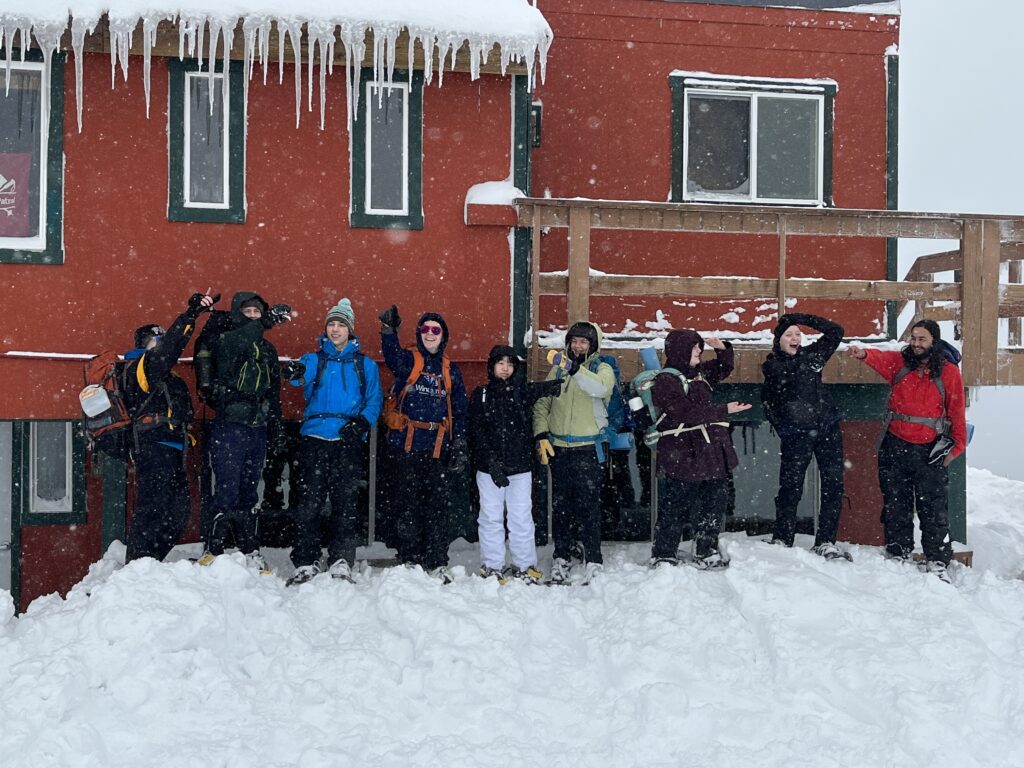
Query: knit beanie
325,298,355,333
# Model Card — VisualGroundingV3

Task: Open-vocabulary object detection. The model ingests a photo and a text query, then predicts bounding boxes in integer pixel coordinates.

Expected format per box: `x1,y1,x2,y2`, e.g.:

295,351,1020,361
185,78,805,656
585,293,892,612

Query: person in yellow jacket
533,321,616,584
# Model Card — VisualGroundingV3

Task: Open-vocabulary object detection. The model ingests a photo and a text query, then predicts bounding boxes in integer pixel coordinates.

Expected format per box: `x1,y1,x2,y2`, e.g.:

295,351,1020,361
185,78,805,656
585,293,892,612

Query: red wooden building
1,0,928,610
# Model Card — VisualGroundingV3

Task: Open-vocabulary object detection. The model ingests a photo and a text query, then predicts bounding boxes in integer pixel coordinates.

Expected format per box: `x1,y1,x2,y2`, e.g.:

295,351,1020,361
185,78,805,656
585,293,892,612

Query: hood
565,321,603,360
230,291,269,324
415,312,449,357
665,329,704,374
486,344,521,381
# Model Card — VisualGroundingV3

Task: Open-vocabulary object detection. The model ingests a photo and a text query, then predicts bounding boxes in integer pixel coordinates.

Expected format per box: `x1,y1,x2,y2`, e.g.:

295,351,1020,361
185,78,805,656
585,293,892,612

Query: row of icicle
0,13,551,135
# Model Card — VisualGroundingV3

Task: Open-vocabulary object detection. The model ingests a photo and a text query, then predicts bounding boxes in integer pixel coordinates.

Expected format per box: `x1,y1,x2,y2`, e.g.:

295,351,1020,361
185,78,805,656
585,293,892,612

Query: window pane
33,422,67,503
686,94,750,196
0,69,43,239
368,84,406,212
756,97,819,201
188,75,226,205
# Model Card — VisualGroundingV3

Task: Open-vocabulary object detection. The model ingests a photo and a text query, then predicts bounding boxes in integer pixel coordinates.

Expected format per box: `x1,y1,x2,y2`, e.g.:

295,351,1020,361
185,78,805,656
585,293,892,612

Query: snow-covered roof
0,1,553,130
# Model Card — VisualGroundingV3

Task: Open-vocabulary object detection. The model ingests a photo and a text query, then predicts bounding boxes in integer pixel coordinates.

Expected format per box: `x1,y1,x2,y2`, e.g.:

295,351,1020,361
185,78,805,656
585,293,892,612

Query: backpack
382,347,453,458
304,349,368,423
886,339,963,437
555,353,635,451
79,352,169,459
630,366,690,448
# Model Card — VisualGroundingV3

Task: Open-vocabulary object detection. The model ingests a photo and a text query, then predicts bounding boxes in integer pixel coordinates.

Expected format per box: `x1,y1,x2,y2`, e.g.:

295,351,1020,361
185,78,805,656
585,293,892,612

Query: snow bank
3,470,1024,767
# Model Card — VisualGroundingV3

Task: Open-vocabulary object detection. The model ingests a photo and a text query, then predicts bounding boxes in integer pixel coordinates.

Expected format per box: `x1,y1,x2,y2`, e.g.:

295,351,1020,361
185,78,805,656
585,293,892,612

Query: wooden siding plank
567,207,591,323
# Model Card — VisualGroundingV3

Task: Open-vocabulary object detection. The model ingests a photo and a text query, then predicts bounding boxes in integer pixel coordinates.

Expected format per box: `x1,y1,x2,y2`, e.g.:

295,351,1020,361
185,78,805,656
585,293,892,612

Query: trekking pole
547,464,553,543
368,422,377,547
650,446,658,542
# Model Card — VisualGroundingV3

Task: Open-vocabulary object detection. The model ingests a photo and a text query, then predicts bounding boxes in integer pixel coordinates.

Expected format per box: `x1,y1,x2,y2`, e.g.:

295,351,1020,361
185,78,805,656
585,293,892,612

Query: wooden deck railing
517,198,1024,387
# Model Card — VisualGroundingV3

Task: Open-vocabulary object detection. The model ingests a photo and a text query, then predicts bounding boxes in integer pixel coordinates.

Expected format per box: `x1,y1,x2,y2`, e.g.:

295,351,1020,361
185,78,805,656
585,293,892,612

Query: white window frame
363,80,410,217
682,82,827,206
0,60,48,252
183,71,231,210
29,422,73,514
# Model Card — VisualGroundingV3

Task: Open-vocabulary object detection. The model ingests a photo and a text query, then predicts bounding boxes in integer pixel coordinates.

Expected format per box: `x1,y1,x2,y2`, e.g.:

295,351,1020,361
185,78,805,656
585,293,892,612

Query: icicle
70,17,90,132
384,25,398,87
195,16,206,71
277,20,285,85
142,17,158,119
259,20,269,85
422,33,435,87
2,25,11,97
284,22,302,128
18,24,28,61
178,17,186,61
306,30,315,114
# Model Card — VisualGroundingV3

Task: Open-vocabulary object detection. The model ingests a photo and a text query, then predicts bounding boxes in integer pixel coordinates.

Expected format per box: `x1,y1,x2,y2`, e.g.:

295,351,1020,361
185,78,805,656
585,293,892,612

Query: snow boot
508,566,543,585
286,563,320,586
429,566,455,585
922,560,952,584
479,565,508,584
811,542,852,562
547,557,572,586
327,558,355,583
245,550,272,575
649,556,680,569
690,550,730,571
196,551,216,566
576,562,603,585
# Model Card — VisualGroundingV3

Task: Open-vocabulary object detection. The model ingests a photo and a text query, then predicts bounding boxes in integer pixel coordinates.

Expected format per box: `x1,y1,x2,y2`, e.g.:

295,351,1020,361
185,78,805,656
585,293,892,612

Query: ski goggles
419,324,443,336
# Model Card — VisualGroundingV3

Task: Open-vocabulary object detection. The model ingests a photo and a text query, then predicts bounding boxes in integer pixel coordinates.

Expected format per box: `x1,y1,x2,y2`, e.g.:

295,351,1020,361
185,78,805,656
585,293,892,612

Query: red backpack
80,351,134,457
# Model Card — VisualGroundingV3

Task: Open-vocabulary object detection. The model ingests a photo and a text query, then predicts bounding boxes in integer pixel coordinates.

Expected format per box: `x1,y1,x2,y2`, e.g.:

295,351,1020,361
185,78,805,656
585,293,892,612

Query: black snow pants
878,432,952,564
653,476,729,560
291,435,365,569
550,445,604,564
127,442,190,563
773,423,845,547
392,448,453,570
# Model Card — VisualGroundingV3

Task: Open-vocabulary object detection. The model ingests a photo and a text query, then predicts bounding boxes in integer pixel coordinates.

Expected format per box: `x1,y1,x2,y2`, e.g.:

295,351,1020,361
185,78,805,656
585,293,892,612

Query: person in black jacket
468,346,561,583
198,291,292,571
122,292,216,562
761,313,849,559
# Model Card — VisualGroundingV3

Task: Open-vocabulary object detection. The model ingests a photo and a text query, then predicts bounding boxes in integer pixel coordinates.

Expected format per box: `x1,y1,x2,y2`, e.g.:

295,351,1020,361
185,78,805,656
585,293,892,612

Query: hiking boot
548,557,571,585
245,551,272,575
649,556,680,568
196,552,216,567
327,558,354,582
570,541,586,564
811,542,852,562
286,563,320,586
691,550,729,571
429,566,454,585
923,560,951,583
479,565,506,581
511,566,543,585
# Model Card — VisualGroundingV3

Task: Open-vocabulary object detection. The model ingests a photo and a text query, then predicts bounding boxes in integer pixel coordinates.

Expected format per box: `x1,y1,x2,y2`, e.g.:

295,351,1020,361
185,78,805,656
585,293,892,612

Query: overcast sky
898,0,1023,479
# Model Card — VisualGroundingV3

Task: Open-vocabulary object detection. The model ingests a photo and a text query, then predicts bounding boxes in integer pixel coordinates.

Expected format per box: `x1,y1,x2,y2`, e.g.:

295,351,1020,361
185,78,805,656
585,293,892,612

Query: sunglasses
419,324,443,336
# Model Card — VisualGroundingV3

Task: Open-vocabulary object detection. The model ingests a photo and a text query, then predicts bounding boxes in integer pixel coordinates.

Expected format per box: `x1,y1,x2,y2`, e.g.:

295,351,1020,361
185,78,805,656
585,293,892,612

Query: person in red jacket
849,320,967,576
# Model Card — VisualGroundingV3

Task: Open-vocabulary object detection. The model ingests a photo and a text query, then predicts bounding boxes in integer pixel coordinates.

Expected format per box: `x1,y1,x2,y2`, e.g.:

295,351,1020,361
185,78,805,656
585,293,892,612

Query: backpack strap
306,350,369,424
394,350,453,458
885,364,949,434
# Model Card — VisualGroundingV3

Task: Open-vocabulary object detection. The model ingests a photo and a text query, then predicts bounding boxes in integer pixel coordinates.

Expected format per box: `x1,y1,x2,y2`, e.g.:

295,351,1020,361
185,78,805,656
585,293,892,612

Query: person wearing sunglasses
378,304,468,584
122,291,217,563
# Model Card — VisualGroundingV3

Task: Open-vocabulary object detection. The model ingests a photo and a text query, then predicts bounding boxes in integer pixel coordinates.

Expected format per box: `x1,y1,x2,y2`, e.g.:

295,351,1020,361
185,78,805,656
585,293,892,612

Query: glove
547,349,577,375
488,460,510,488
262,303,293,328
187,293,209,313
340,415,372,443
536,436,555,466
448,438,469,473
378,304,401,332
282,360,305,382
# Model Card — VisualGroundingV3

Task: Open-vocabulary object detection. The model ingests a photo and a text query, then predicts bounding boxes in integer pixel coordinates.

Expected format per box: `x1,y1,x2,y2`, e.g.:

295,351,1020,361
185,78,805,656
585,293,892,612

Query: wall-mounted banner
0,153,32,237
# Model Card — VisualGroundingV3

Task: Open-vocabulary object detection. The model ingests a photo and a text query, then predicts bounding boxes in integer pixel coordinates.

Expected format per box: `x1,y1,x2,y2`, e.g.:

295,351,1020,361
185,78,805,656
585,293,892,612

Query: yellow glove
537,438,555,465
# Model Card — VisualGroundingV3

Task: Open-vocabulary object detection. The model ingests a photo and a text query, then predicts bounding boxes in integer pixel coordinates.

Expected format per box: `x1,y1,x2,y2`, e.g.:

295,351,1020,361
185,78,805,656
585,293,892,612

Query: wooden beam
778,217,788,320
567,207,591,324
960,220,1002,386
530,205,542,376
71,18,527,76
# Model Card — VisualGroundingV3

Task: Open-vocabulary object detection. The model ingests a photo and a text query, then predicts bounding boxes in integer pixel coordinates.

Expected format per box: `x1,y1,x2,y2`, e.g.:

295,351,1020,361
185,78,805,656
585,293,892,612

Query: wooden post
530,204,542,379
960,219,1001,385
567,206,591,324
1010,259,1022,346
777,216,787,319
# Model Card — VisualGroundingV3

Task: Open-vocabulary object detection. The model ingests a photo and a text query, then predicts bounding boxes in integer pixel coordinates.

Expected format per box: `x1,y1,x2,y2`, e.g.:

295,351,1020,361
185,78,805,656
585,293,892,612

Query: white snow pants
476,470,536,570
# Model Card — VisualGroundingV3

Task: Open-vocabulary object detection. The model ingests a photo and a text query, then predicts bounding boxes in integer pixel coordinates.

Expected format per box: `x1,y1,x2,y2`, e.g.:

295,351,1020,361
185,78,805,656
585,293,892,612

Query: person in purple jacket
649,329,751,570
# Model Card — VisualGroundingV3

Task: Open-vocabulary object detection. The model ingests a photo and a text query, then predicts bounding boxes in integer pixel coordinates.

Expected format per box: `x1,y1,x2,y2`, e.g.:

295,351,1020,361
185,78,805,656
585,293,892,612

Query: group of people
115,292,967,586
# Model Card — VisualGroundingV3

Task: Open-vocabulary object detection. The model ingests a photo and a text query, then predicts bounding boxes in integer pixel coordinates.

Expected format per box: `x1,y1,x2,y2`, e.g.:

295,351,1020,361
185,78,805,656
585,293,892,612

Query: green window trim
168,58,246,224
350,68,424,230
15,420,86,527
670,72,835,207
0,49,65,265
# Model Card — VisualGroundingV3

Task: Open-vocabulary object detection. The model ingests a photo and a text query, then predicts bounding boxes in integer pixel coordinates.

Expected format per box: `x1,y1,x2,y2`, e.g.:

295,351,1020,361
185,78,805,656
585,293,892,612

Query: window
0,51,65,263
30,422,72,514
351,69,423,229
670,72,835,206
168,59,245,223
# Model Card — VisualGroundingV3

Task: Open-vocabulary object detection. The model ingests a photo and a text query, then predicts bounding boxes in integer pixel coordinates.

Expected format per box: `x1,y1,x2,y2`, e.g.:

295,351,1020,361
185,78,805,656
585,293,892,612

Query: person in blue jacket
378,304,468,583
284,299,382,585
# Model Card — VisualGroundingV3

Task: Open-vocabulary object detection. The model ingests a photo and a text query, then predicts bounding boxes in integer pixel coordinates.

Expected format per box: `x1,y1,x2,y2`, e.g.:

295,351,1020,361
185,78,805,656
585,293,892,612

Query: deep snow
2,467,1023,767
